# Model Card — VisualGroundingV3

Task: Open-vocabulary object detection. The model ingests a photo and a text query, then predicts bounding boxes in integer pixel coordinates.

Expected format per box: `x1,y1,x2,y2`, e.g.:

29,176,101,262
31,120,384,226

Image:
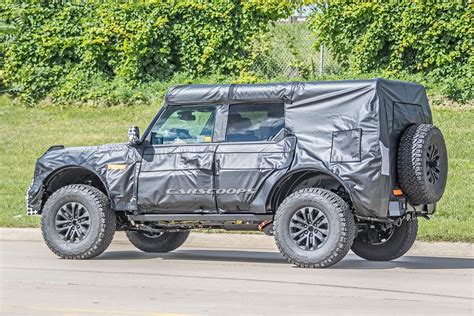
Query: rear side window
225,103,284,142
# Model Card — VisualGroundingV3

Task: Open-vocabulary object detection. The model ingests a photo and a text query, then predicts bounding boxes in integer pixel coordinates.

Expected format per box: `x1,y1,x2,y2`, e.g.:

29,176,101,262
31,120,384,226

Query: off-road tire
351,218,418,261
398,124,448,204
41,184,116,259
274,188,356,268
126,230,190,253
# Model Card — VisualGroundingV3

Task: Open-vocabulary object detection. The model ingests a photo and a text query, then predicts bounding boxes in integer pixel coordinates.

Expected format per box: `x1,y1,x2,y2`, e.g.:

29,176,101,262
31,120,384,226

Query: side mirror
128,126,140,145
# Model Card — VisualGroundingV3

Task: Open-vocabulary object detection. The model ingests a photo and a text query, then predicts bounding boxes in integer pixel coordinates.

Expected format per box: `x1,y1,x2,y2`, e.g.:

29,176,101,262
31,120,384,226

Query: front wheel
274,188,356,268
41,184,116,259
126,230,190,253
351,218,418,261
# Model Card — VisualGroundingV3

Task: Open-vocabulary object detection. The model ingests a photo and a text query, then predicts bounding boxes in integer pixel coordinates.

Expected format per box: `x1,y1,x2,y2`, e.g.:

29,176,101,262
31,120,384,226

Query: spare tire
397,124,448,204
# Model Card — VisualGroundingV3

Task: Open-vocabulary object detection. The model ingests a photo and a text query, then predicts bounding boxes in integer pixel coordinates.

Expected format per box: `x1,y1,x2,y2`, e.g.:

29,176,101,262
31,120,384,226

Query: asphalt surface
1,238,473,315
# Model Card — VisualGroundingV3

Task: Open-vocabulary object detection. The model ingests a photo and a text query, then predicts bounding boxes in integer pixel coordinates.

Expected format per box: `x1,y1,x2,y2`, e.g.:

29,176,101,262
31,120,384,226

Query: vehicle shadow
98,249,474,270
336,254,474,270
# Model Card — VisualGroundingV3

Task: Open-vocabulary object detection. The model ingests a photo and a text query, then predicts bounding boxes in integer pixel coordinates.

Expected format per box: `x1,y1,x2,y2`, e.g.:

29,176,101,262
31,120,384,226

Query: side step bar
128,213,273,222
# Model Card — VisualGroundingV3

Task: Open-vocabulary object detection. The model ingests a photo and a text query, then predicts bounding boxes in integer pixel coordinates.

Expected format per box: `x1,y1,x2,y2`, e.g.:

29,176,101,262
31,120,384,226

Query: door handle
215,159,221,176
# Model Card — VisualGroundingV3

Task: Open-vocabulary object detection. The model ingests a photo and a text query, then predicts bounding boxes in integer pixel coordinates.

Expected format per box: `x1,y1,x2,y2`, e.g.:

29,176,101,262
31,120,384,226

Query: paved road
1,239,473,315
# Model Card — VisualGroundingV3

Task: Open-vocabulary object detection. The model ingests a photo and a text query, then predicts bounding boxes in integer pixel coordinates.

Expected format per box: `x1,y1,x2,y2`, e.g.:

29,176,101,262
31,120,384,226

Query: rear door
215,103,295,212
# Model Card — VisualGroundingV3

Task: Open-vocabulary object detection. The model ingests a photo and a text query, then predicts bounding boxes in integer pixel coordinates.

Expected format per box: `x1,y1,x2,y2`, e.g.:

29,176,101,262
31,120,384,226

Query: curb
0,228,472,257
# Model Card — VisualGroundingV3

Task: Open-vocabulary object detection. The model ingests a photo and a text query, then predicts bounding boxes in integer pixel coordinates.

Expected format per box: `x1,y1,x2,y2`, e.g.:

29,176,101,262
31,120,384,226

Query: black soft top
166,79,426,106
165,79,432,218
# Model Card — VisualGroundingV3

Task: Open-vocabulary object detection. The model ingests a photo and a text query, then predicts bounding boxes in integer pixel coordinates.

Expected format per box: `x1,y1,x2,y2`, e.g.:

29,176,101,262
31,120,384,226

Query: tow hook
394,217,403,227
258,220,274,236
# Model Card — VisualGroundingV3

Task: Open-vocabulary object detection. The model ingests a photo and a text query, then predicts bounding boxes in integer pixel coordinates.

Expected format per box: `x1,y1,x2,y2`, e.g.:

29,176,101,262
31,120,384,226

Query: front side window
225,103,284,142
150,106,216,145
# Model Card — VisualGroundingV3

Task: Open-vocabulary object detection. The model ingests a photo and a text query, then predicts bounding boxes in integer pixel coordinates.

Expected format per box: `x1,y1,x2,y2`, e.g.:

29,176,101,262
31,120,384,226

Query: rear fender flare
267,166,354,213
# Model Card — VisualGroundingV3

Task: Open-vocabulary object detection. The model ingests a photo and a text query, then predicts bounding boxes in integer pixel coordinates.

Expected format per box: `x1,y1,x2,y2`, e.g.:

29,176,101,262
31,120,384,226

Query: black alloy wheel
289,207,329,250
55,202,91,243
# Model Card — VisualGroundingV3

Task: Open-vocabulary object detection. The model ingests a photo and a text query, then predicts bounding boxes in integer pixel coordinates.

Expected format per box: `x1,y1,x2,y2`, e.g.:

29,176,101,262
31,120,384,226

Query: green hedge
0,1,294,105
309,1,473,103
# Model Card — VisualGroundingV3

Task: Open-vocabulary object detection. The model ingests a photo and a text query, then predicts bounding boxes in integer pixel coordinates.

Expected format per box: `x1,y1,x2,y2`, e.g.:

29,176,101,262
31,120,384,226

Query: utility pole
319,44,324,76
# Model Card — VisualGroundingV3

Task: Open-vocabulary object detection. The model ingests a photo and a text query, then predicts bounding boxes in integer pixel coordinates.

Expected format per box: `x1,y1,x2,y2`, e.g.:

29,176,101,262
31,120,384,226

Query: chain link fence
252,19,340,79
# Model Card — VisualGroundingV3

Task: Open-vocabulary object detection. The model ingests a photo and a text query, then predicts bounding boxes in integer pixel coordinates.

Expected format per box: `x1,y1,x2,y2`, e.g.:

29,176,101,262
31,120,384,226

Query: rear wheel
274,188,356,268
351,218,418,261
126,230,190,253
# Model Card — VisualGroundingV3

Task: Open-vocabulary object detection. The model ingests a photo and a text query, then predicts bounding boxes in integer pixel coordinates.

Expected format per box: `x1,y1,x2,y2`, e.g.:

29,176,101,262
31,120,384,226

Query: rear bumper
389,197,436,217
408,202,436,215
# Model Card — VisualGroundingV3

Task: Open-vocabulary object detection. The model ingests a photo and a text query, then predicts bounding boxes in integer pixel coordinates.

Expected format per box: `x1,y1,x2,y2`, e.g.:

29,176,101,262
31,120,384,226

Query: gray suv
27,79,447,268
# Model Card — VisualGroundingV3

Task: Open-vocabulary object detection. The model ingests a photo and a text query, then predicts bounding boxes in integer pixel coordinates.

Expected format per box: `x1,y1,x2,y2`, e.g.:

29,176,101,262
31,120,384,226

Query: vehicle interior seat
226,113,259,142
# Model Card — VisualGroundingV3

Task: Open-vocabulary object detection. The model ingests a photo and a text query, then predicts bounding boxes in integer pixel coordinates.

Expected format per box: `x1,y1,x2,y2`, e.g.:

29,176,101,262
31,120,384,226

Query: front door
138,105,219,213
215,103,295,212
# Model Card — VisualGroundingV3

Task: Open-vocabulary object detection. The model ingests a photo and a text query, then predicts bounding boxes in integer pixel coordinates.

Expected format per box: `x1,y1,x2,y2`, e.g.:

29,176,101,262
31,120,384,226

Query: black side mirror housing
128,126,140,145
